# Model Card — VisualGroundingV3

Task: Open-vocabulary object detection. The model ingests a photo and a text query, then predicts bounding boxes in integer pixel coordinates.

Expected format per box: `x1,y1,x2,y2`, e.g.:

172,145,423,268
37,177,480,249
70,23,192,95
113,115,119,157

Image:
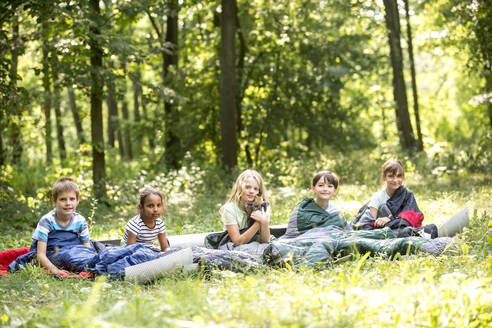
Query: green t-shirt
220,202,248,229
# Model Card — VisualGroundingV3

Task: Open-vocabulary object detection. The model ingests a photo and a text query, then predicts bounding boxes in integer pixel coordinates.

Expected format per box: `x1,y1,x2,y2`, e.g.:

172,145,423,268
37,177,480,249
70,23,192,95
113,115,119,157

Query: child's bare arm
82,242,91,247
36,241,69,274
126,231,137,245
369,207,378,219
251,209,270,243
158,232,170,252
226,222,261,245
370,207,391,228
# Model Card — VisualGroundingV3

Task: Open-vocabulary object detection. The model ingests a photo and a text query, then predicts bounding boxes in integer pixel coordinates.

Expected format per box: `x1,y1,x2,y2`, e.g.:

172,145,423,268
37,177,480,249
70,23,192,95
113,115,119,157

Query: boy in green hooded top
284,171,349,238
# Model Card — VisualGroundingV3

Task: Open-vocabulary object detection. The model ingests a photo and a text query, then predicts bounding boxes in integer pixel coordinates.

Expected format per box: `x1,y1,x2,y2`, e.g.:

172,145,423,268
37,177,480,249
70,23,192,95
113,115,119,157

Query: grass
0,156,491,327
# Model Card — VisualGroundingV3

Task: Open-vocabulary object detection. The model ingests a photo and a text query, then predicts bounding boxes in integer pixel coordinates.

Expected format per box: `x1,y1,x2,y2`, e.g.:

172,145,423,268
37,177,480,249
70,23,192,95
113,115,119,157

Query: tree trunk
51,57,66,162
106,60,117,149
131,71,142,155
9,13,23,164
0,133,4,166
163,0,180,169
486,70,492,128
141,88,155,149
120,60,132,159
403,0,423,151
41,20,53,164
67,86,86,145
89,0,106,199
220,0,238,168
383,0,416,151
235,5,246,140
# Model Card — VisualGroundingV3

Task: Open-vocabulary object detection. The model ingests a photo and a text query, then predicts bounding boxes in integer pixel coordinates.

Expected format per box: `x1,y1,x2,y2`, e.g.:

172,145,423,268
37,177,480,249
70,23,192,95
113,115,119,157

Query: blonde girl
220,169,271,245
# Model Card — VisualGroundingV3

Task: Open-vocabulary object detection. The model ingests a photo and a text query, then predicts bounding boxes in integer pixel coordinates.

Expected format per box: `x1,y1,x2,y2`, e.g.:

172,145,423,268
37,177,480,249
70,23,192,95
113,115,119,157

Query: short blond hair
52,178,80,201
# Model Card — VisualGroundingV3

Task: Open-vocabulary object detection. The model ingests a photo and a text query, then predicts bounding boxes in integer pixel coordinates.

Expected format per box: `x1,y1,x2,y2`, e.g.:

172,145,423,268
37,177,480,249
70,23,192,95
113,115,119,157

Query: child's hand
250,209,268,224
49,266,70,275
374,216,391,228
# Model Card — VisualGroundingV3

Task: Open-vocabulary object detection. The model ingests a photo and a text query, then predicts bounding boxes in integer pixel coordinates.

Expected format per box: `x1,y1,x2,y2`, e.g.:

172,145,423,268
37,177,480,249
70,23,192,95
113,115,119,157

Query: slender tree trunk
131,71,142,155
51,58,66,162
0,133,4,166
67,86,86,145
89,0,106,199
163,0,180,168
106,61,117,149
403,0,423,151
235,5,246,140
141,89,155,149
41,20,53,164
486,71,492,128
470,2,492,128
220,0,238,168
9,13,23,164
105,61,125,157
120,60,132,159
383,0,416,151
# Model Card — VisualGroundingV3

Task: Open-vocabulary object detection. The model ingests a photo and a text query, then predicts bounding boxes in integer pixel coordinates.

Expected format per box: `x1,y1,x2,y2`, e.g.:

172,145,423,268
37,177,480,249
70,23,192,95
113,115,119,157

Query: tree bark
220,0,238,168
89,0,106,199
106,60,117,149
9,12,23,164
163,0,180,168
67,86,86,145
52,64,66,163
403,0,423,151
141,86,155,149
131,70,142,155
0,133,3,166
235,5,246,140
383,0,416,151
120,60,132,159
41,20,53,164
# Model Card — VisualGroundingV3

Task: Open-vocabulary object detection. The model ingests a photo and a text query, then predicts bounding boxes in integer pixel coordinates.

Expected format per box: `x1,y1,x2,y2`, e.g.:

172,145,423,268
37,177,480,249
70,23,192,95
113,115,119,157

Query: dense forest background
0,0,491,230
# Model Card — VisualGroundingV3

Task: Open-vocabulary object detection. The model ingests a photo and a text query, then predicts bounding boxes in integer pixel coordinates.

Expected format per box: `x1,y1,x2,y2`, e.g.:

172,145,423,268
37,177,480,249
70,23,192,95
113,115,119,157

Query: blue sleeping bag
86,243,160,278
8,231,97,273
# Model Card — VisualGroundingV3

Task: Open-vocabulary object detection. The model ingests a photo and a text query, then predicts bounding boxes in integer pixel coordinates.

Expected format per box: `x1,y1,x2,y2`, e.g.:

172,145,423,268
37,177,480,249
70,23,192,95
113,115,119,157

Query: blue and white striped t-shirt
32,209,90,243
123,214,166,247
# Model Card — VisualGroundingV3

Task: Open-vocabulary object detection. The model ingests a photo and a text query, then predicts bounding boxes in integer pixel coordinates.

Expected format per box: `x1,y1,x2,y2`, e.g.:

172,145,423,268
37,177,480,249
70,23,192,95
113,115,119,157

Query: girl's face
384,169,404,194
140,193,164,221
240,177,260,203
311,178,337,202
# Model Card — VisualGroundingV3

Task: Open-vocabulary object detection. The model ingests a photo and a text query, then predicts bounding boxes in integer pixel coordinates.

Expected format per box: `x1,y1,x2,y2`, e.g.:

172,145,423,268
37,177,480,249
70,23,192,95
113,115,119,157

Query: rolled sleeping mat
125,247,194,283
168,232,210,249
438,208,470,237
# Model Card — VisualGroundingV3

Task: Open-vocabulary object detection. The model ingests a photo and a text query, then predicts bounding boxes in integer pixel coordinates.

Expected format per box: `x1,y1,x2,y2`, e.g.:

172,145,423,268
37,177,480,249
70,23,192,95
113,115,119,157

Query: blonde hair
137,187,167,212
221,169,268,213
381,158,405,181
52,178,80,201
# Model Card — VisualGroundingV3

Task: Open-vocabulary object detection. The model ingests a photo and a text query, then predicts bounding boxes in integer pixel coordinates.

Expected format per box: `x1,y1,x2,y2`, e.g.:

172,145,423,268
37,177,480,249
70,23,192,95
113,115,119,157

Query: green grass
0,155,491,327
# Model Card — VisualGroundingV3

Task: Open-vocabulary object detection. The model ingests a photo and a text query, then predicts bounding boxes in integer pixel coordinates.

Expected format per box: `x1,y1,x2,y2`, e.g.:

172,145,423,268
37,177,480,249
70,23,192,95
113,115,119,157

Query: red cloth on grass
0,246,93,279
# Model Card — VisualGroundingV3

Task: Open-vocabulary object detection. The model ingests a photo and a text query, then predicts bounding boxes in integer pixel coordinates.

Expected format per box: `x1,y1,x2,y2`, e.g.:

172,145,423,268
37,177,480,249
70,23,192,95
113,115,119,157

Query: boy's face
312,178,337,201
53,191,79,218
